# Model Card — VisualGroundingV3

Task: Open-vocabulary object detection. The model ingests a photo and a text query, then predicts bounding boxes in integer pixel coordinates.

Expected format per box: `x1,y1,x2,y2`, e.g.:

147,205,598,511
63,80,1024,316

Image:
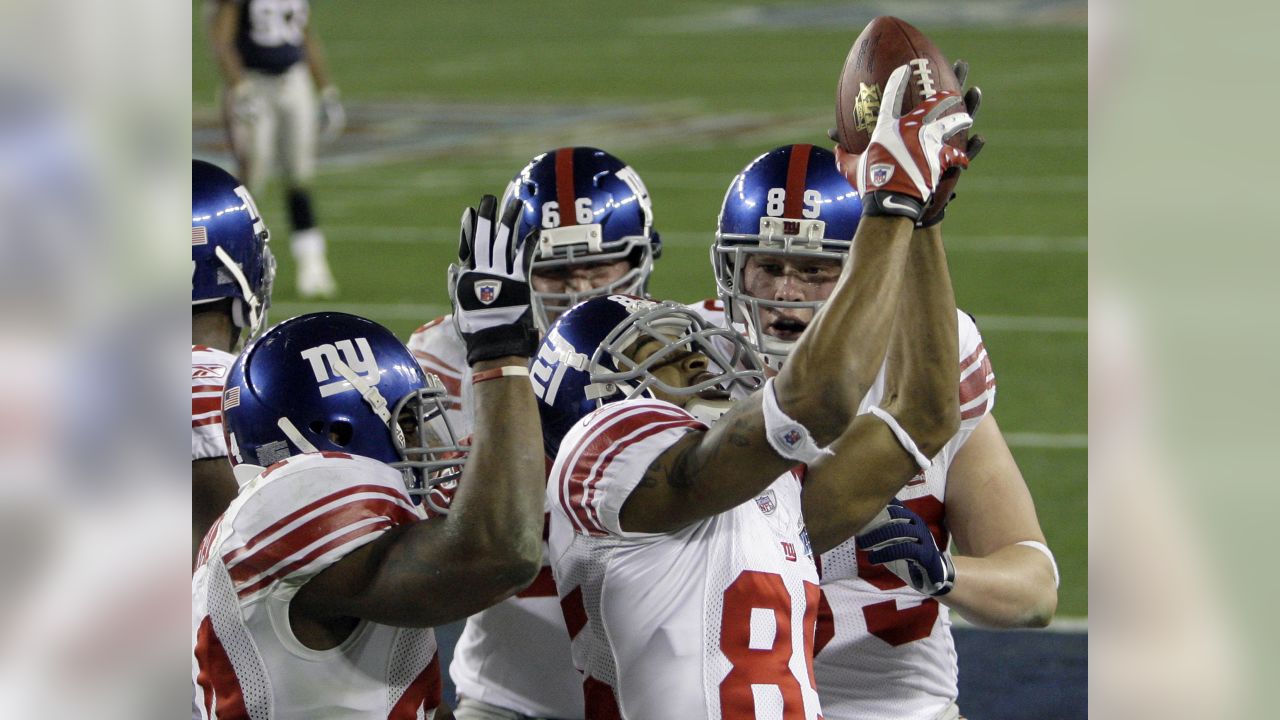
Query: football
834,16,965,156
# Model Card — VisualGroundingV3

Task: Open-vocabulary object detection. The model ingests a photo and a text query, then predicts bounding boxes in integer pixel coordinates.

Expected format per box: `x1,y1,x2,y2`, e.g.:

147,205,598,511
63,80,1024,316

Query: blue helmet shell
192,159,275,336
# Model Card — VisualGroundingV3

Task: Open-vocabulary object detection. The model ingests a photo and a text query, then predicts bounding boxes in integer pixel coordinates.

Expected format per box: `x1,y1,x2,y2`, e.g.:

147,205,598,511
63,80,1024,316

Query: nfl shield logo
475,280,502,305
869,163,894,187
782,428,802,447
756,490,777,515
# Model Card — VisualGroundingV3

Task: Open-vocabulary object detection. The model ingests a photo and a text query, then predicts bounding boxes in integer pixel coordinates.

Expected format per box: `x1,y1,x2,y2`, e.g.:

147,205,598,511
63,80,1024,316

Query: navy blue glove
857,500,955,596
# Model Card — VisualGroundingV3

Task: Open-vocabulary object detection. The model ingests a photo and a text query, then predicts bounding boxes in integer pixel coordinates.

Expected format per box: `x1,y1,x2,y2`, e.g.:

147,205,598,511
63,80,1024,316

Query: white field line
321,225,1088,254
952,615,1088,633
1004,433,1088,450
972,315,1086,333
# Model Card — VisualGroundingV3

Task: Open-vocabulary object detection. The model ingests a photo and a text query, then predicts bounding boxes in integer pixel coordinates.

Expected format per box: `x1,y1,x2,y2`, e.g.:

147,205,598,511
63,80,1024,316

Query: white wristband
867,406,933,471
761,378,834,465
1016,540,1060,588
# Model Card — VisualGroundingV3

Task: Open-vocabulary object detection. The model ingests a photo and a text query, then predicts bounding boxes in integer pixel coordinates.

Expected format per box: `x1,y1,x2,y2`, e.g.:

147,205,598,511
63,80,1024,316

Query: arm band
1016,540,1060,588
471,365,531,385
867,406,933,471
761,377,834,465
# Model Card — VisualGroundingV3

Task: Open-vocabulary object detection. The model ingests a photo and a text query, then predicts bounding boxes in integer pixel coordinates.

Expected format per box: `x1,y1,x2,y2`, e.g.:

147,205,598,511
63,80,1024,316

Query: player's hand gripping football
450,195,539,365
851,63,972,223
917,60,986,227
857,499,956,597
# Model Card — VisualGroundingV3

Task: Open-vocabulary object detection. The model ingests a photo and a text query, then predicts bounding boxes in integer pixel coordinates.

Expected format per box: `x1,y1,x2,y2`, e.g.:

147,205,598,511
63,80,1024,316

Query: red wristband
471,365,531,385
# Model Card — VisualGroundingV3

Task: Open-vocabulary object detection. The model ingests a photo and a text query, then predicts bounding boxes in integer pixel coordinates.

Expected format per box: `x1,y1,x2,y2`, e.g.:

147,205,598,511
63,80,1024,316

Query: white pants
454,697,572,720
224,63,317,192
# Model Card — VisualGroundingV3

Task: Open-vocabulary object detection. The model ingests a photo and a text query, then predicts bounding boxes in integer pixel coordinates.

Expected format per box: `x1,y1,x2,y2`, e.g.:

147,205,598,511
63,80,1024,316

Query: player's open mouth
767,317,808,342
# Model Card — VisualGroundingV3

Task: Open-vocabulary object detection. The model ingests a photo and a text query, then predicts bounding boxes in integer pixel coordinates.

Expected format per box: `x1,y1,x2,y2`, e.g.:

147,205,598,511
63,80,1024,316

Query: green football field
194,1,1087,618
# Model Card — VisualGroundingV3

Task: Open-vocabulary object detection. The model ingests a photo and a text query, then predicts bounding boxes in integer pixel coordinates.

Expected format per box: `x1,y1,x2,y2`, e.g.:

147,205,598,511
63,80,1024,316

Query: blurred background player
193,195,544,718
406,146,661,720
206,0,343,298
191,158,275,563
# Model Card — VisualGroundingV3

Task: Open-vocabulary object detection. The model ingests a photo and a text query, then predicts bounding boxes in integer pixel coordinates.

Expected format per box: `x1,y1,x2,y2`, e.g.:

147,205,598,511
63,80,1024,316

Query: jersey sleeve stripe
957,343,996,419
227,496,418,586
234,517,402,599
575,418,703,533
555,404,698,534
221,484,414,566
193,416,223,429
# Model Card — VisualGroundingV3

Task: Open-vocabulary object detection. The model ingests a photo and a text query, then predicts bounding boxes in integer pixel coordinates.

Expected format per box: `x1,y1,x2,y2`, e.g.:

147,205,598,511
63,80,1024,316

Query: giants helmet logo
300,338,382,398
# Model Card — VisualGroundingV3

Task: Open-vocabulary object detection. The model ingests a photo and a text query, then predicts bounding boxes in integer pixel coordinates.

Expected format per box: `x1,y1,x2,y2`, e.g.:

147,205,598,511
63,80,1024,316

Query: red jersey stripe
573,418,703,533
389,652,442,720
194,615,250,719
555,404,688,534
516,565,558,598
222,484,412,567
555,148,577,227
235,518,399,599
784,143,813,218
412,315,448,335
557,404,700,535
193,416,222,429
228,497,419,586
560,585,588,640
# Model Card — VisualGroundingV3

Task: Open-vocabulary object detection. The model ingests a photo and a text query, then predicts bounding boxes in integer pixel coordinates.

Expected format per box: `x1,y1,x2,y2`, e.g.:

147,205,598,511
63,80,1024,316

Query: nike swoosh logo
880,195,917,213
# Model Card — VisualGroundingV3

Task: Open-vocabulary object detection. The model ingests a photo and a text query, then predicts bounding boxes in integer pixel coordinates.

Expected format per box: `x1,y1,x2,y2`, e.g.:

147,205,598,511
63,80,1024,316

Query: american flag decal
192,226,208,246
223,386,240,410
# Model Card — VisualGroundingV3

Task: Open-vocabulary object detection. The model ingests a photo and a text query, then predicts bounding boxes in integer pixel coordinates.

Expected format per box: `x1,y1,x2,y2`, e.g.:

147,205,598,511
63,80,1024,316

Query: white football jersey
407,316,585,718
813,311,996,720
406,316,471,436
193,345,236,461
547,397,823,720
192,453,442,719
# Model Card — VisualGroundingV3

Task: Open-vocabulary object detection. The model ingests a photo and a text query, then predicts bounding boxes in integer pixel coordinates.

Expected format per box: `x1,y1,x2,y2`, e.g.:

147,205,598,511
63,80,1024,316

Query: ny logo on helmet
300,338,382,398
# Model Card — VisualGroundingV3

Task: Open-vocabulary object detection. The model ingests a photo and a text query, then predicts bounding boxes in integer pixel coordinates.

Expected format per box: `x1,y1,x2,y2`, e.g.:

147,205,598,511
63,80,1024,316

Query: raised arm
802,223,960,552
619,213,919,534
619,66,970,535
293,196,545,628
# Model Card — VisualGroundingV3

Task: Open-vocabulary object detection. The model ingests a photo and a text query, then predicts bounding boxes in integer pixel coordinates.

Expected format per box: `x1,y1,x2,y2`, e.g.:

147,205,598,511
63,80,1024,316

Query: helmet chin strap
330,357,406,448
216,245,264,334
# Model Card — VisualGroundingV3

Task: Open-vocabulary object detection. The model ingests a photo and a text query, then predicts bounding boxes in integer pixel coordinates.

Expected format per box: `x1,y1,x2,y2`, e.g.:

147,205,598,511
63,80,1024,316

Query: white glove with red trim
854,64,973,223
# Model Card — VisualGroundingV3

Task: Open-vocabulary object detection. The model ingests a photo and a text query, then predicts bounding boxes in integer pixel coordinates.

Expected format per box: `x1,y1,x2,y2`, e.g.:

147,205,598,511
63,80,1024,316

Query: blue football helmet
192,159,276,337
713,144,862,369
498,147,662,332
222,312,466,512
531,295,764,458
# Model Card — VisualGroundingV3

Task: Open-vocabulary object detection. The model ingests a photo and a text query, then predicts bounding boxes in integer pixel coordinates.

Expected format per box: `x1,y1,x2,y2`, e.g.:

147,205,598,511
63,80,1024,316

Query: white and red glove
853,64,972,223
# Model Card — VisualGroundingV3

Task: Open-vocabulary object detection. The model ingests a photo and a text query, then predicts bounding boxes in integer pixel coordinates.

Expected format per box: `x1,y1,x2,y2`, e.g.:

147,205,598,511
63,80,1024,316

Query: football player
207,0,343,298
191,158,275,564
192,196,544,718
406,147,660,720
534,67,972,718
712,70,1059,720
